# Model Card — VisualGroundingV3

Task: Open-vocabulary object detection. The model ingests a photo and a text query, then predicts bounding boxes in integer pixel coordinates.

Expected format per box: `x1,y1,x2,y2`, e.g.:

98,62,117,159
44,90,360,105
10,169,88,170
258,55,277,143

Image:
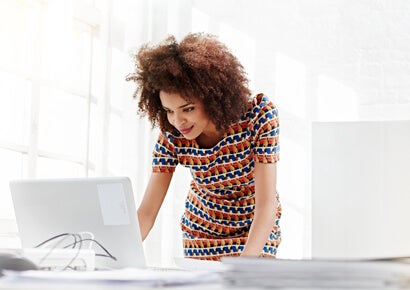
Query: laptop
9,176,146,270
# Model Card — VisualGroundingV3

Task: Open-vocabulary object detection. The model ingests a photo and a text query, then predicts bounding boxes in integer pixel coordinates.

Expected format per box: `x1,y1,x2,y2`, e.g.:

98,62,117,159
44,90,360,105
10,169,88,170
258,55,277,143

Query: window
0,0,151,251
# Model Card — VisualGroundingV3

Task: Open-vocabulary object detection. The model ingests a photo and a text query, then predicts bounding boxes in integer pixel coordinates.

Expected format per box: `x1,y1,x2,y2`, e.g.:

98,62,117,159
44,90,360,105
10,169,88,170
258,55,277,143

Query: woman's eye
184,107,194,112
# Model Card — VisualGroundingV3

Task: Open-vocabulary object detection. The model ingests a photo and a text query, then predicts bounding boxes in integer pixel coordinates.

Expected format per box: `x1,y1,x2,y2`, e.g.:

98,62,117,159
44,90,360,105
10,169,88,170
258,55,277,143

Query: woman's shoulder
241,94,279,138
246,93,278,119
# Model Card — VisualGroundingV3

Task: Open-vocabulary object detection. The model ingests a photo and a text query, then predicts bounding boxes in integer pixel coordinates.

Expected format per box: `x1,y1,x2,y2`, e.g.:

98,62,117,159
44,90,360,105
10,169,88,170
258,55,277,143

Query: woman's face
159,91,217,140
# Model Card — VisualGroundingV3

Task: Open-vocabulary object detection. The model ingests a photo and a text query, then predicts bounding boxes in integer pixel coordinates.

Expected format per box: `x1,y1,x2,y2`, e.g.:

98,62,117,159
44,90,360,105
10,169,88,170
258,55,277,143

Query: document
220,257,410,289
2,268,220,287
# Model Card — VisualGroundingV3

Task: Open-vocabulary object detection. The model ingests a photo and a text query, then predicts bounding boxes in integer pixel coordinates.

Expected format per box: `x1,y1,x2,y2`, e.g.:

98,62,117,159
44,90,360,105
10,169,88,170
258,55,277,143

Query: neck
196,127,225,149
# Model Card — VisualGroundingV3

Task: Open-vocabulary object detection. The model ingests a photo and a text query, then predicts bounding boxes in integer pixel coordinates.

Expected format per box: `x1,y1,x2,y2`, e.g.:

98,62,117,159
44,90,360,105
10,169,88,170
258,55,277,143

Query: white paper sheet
3,268,220,287
220,257,410,289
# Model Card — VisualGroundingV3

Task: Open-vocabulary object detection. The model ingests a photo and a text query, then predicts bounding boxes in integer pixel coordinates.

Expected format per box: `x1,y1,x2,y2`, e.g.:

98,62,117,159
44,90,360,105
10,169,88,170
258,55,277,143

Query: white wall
190,0,410,258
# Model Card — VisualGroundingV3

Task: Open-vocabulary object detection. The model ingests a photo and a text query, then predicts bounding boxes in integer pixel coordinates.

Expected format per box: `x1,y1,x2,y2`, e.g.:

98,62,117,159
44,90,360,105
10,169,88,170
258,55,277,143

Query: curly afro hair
126,33,252,134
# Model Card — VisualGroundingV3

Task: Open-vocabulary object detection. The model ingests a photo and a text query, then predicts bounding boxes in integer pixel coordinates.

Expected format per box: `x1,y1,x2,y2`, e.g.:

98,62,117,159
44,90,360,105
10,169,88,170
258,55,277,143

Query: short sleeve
152,132,179,173
250,94,280,163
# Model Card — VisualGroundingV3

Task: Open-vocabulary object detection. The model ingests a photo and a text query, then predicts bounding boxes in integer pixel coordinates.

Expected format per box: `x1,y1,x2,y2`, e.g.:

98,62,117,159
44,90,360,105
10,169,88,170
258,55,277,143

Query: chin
182,131,200,140
183,134,196,140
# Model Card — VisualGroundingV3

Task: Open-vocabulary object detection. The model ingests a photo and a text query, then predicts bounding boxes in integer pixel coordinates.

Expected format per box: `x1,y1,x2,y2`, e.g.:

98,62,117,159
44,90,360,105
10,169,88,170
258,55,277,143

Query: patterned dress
152,93,281,260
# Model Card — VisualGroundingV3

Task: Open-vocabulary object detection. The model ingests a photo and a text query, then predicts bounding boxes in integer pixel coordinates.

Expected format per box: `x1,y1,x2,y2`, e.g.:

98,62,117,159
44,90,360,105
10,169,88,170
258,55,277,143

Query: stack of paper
220,257,410,289
1,268,220,287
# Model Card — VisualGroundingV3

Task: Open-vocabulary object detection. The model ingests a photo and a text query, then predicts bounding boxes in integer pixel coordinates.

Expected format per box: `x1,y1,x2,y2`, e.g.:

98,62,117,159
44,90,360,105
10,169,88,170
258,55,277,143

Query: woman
126,33,281,260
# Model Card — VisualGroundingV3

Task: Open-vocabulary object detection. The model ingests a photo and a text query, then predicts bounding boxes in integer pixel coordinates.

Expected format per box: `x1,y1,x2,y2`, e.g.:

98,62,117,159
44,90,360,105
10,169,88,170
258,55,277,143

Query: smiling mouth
179,126,193,135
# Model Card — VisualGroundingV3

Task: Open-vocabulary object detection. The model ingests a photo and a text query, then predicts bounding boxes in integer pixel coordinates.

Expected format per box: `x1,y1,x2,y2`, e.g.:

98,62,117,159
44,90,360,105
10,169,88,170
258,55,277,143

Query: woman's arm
137,172,173,241
241,162,278,256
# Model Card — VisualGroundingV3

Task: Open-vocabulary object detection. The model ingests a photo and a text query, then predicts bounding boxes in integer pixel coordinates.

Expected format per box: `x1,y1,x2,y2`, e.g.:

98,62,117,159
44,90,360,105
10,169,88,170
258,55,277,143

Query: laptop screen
9,176,146,269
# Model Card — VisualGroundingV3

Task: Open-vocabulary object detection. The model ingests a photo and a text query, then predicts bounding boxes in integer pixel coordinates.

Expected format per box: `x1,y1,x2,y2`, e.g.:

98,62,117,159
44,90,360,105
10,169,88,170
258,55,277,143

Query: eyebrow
162,102,194,110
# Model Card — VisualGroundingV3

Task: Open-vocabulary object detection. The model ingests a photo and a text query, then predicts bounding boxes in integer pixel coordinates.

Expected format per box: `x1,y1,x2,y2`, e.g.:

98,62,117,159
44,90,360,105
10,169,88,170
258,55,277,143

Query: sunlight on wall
166,1,178,35
276,204,304,259
42,2,75,86
279,136,307,216
110,47,131,109
36,157,83,178
107,113,123,175
275,53,307,119
0,73,31,145
219,23,256,89
191,7,210,33
0,149,24,219
38,87,87,159
274,52,310,259
277,135,308,259
158,166,189,265
316,75,359,121
0,1,34,72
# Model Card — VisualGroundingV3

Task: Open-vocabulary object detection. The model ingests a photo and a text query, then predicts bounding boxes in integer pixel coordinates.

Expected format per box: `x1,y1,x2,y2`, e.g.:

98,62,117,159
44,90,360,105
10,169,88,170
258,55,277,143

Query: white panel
312,121,410,259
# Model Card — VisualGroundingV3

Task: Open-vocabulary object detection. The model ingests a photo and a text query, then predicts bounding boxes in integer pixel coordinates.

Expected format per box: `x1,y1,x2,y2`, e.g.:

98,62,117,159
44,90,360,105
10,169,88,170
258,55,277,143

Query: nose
171,112,186,127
